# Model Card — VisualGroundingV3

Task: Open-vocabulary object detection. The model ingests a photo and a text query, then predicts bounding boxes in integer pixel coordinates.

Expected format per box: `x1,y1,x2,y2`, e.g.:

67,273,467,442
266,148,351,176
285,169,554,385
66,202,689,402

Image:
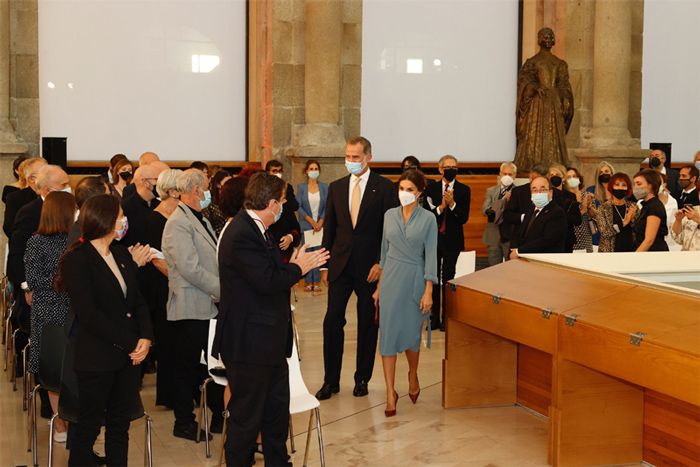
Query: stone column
585,0,635,147
292,0,346,167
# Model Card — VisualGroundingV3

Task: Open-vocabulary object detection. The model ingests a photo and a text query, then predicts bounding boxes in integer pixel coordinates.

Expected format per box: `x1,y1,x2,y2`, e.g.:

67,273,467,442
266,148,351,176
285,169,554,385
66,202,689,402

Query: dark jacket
552,188,582,252
120,192,159,247
500,182,532,242
424,179,471,251
7,197,43,286
3,186,37,237
214,210,302,366
61,241,153,371
321,171,397,282
511,202,567,254
268,184,302,263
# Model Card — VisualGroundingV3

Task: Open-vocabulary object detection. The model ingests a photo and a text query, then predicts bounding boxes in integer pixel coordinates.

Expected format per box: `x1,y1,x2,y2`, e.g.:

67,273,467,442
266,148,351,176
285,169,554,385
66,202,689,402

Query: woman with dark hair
564,167,596,252
23,191,77,441
2,155,28,203
296,159,328,291
372,169,438,417
203,169,232,236
401,155,421,172
632,169,668,252
109,158,134,201
56,194,153,466
597,173,637,252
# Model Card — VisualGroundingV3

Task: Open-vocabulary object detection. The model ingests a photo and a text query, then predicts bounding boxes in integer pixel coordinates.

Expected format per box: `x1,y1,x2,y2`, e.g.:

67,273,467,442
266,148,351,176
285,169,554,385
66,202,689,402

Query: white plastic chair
198,318,228,461
287,340,326,467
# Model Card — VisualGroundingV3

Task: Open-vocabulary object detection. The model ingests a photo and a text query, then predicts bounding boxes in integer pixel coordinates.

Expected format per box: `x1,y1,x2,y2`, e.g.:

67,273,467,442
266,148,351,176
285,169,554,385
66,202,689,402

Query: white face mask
500,175,514,187
273,172,283,179
398,190,417,206
61,185,72,194
566,177,580,189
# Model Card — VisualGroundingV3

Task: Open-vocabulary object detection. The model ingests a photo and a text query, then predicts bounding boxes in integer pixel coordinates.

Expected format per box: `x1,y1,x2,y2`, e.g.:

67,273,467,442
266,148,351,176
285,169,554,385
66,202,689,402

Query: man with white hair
120,161,168,246
3,157,47,237
482,162,517,265
162,169,223,440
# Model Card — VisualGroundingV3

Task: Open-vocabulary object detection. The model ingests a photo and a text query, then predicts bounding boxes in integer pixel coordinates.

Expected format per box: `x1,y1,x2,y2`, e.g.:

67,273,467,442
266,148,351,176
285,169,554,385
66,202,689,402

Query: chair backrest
206,318,228,387
287,340,311,399
37,324,68,392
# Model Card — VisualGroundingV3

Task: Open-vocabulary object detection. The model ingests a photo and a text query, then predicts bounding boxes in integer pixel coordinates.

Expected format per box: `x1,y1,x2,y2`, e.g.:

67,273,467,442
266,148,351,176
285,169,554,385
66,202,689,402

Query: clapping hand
279,234,293,251
128,243,153,267
291,245,330,276
130,338,151,366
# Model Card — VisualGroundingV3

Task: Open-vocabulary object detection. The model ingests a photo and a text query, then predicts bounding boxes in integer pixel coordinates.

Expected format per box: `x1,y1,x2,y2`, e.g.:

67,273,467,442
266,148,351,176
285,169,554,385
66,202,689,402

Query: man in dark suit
509,176,567,257
650,149,681,199
214,172,328,466
119,161,168,247
424,155,471,331
121,151,160,201
500,164,549,245
315,136,397,400
677,165,699,206
2,157,46,238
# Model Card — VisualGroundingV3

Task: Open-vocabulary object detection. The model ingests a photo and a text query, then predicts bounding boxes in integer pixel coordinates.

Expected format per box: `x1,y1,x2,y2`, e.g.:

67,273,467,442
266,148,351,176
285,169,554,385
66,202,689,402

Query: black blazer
321,171,397,282
7,197,43,286
678,188,700,207
61,241,153,372
511,202,567,254
500,183,532,242
665,168,681,200
268,184,302,263
552,189,582,252
214,210,302,367
424,179,471,251
120,192,159,247
3,186,37,237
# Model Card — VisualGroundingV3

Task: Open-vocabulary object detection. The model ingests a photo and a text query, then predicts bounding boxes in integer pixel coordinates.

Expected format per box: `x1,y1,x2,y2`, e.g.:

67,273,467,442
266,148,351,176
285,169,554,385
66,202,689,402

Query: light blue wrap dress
378,206,438,356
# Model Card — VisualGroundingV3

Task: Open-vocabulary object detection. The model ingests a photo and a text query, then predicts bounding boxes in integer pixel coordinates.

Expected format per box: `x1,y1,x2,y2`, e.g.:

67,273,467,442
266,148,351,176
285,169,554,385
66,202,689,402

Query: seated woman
24,190,77,441
56,194,153,466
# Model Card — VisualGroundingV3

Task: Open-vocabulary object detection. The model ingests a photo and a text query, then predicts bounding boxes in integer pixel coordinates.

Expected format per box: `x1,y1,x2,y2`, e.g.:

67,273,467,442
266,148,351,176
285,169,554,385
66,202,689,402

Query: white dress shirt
434,179,457,215
246,209,267,238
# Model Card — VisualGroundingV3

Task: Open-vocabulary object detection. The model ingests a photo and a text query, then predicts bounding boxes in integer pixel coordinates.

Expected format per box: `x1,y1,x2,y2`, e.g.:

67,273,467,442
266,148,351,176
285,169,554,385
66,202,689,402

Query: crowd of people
2,142,699,465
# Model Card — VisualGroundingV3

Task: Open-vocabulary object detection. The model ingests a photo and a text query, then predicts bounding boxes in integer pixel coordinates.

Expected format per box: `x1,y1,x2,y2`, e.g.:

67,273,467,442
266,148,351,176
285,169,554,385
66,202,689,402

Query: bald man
3,158,47,237
122,153,162,201
120,161,168,247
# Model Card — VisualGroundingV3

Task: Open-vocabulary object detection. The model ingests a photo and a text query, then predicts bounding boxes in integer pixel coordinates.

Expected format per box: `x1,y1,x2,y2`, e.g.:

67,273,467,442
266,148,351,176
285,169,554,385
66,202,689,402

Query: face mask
118,171,132,182
633,187,648,200
272,200,284,223
531,192,550,209
649,157,662,169
273,172,283,179
443,167,458,182
307,170,320,180
151,182,159,199
115,216,129,241
598,173,611,184
200,190,212,210
345,160,364,176
611,189,627,200
500,175,513,187
679,179,692,189
61,186,72,194
567,178,580,189
550,175,562,188
695,161,700,170
398,191,417,206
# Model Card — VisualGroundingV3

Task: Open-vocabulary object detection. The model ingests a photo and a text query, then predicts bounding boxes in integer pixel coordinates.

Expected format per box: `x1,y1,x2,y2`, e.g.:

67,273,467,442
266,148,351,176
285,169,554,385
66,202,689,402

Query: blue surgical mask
531,192,550,209
345,160,364,175
115,216,129,241
307,170,320,180
273,200,284,223
695,161,700,170
200,190,212,210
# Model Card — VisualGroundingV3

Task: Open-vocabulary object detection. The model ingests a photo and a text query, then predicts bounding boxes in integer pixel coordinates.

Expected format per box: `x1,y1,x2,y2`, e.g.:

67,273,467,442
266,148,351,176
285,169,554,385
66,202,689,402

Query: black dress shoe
352,381,369,397
173,422,213,441
315,383,339,400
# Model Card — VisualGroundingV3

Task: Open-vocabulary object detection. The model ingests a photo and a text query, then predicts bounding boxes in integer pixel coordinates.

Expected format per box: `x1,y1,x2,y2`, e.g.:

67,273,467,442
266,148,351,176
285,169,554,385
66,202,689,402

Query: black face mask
612,189,627,200
598,173,611,184
679,179,692,189
443,167,458,182
118,171,132,182
151,183,159,199
550,175,562,188
649,157,662,169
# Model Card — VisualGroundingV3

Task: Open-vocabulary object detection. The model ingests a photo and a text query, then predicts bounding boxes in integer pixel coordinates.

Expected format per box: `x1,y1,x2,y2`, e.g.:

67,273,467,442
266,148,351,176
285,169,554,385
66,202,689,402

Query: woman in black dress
632,169,668,252
2,155,27,203
145,169,182,407
56,194,153,466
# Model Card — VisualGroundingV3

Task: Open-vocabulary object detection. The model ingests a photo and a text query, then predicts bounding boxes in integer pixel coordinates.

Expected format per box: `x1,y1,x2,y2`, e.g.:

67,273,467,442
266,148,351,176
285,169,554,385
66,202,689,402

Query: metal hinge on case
448,282,456,291
492,293,502,304
564,314,578,326
541,308,553,319
629,332,646,346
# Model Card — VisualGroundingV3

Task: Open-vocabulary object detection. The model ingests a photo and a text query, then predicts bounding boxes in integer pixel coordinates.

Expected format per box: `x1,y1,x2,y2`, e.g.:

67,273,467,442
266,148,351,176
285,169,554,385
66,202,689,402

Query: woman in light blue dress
373,169,438,417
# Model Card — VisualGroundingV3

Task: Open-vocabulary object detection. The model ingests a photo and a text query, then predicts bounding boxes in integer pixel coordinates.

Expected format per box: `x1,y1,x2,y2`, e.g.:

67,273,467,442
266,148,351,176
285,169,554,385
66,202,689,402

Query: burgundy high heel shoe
385,391,399,417
408,372,420,404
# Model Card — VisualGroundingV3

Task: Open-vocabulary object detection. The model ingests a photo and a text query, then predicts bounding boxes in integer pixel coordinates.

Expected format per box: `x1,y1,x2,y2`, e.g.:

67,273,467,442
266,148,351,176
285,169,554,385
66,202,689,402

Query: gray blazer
482,184,507,246
162,202,220,321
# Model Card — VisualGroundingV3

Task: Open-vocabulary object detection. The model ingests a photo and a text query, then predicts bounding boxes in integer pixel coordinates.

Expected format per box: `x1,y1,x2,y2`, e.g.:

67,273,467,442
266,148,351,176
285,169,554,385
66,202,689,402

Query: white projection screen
38,0,247,162
641,0,700,163
361,0,519,162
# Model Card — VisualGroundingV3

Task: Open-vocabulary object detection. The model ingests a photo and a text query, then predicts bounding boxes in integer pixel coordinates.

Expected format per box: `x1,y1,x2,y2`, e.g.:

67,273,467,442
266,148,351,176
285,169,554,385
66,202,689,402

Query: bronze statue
514,28,574,172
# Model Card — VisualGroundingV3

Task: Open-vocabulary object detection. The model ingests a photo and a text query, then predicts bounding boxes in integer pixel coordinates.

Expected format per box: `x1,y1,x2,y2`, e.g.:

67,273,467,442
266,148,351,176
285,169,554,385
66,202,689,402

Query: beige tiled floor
1,288,550,466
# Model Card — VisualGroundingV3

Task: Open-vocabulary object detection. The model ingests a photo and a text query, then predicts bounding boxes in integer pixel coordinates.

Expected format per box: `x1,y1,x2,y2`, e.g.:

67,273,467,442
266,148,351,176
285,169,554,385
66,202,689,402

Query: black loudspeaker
649,142,672,167
42,137,67,168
